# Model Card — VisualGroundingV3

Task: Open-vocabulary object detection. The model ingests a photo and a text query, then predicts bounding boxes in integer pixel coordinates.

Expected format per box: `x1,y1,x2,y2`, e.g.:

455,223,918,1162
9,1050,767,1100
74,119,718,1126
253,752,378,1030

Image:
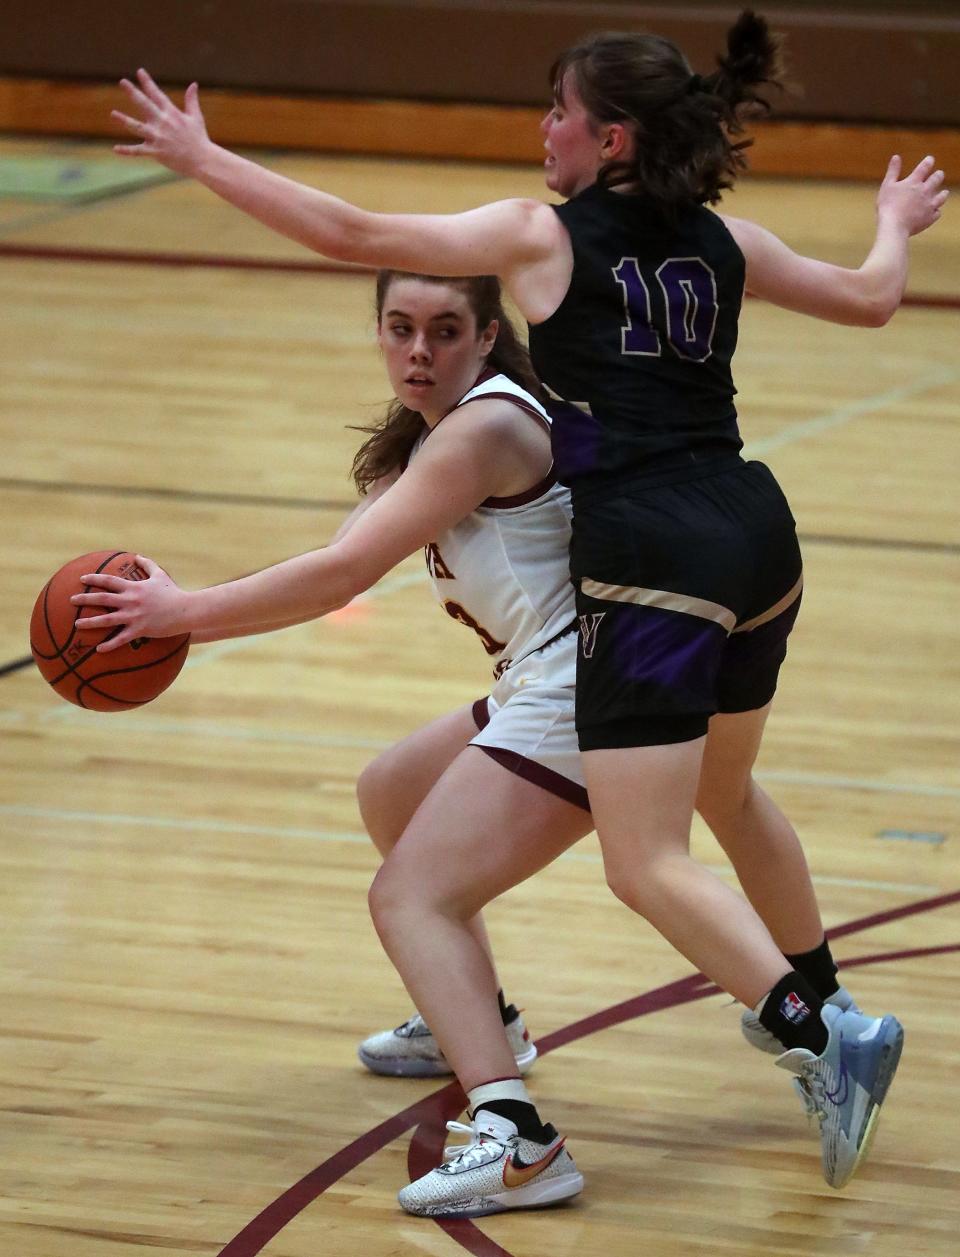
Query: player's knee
357,756,399,854
367,862,405,938
603,861,651,917
697,766,756,826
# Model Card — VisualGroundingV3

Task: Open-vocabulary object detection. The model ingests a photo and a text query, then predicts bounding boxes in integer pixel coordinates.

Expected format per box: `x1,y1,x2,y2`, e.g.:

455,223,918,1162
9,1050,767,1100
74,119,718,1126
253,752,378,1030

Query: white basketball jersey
408,372,576,680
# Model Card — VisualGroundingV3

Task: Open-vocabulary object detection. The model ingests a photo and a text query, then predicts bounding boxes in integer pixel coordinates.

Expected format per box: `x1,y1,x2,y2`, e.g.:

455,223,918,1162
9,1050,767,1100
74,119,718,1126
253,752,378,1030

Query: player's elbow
322,546,373,610
304,203,378,264
859,295,897,327
328,207,394,267
849,273,902,327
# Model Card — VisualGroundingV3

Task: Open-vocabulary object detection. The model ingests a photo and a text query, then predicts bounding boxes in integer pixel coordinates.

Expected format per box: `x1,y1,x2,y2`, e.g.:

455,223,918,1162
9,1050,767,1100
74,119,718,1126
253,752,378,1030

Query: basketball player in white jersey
73,271,593,1214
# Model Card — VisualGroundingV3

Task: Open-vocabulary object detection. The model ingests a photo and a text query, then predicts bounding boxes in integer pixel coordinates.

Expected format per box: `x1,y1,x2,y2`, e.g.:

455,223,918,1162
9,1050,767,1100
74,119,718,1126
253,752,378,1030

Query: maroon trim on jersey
424,372,557,504
466,386,555,506
472,697,491,731
431,367,499,432
478,745,590,813
467,391,552,435
481,467,558,509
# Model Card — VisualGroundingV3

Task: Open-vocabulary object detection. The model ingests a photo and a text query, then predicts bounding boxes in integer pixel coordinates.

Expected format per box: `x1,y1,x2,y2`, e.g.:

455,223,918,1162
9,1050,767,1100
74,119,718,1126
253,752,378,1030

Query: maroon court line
215,1086,461,1257
215,887,958,1257
0,241,365,276
1,242,959,313
407,941,960,1257
823,887,960,941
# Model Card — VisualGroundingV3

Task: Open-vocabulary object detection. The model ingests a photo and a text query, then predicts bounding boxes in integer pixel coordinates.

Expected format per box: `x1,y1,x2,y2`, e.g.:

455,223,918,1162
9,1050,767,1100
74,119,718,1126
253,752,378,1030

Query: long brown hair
551,9,784,219
350,271,546,494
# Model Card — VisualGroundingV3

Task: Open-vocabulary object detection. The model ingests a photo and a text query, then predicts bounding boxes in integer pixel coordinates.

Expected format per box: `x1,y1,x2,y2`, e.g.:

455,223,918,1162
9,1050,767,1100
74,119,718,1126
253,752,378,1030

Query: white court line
22,711,960,800
22,705,960,800
0,803,939,896
64,717,391,750
0,803,369,846
756,770,960,801
743,366,959,457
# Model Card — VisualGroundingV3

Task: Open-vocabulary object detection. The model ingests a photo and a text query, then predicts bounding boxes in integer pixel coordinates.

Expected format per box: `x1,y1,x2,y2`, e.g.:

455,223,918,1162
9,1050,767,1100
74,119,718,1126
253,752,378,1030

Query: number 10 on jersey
613,256,718,363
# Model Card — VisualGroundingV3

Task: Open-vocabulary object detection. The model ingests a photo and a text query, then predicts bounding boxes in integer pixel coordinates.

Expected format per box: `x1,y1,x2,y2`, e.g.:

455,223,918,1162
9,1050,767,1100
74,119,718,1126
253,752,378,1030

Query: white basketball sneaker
398,1108,584,1217
358,1006,537,1078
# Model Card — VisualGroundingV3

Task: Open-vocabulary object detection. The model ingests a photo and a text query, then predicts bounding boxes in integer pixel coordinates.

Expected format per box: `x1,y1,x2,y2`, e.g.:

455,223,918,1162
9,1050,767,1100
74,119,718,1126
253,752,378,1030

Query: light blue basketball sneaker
775,1002,904,1188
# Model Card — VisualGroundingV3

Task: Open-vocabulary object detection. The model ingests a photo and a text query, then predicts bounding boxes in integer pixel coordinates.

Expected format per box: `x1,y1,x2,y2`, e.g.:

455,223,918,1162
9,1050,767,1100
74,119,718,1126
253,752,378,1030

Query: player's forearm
192,142,373,260
184,549,359,635
188,615,322,644
853,212,911,326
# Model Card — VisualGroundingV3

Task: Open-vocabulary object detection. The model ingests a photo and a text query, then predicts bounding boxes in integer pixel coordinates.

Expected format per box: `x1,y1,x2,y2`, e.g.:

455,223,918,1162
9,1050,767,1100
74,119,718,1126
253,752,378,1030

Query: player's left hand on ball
112,69,210,174
71,555,188,651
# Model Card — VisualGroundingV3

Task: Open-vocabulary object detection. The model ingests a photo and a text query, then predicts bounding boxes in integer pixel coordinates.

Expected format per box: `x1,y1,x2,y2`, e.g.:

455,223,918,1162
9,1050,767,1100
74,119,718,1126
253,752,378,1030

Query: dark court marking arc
408,940,960,1257
0,241,364,276
0,655,33,677
1,475,957,557
215,888,959,1257
0,474,353,514
1,243,959,318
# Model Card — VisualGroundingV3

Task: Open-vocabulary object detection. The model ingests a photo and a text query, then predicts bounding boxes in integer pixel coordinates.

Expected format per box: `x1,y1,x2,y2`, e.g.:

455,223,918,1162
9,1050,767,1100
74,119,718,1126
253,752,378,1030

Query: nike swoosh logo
825,1063,849,1106
502,1139,564,1188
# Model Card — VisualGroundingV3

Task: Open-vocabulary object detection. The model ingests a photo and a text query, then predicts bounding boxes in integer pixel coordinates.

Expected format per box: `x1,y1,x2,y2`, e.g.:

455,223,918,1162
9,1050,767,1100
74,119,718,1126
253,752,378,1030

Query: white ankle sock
467,1078,531,1111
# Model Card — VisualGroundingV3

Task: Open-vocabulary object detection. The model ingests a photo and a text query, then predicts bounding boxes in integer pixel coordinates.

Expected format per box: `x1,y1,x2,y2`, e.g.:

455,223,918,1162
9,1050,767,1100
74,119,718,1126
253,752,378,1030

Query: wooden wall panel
3,2,960,125
2,77,958,181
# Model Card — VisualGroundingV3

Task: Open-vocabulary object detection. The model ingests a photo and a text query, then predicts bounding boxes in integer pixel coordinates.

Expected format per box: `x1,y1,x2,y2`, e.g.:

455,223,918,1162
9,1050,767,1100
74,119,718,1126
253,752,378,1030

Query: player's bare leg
583,739,792,1008
696,703,855,1058
368,745,591,1090
696,704,824,956
357,703,498,965
356,704,540,1076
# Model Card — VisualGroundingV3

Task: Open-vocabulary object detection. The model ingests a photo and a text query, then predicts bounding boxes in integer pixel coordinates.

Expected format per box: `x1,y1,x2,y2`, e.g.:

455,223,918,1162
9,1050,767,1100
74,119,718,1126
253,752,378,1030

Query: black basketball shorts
571,460,803,750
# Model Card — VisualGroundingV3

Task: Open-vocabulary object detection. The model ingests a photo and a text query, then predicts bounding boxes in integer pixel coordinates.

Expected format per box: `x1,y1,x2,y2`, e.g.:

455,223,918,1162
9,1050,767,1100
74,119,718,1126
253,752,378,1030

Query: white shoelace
397,1013,429,1037
443,1120,508,1170
794,1062,828,1121
793,1075,823,1121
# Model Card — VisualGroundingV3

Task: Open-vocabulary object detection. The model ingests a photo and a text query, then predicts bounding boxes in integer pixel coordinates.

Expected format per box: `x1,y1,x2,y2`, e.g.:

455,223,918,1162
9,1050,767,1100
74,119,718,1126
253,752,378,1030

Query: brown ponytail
551,9,784,219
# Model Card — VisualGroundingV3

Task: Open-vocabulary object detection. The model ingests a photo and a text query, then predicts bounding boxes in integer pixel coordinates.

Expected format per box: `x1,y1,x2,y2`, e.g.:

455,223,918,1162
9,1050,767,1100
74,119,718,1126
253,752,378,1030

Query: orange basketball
30,550,190,711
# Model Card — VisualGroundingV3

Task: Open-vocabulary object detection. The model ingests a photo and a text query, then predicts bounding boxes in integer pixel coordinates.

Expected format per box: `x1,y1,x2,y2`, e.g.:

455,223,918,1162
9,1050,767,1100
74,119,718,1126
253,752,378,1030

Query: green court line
0,156,176,203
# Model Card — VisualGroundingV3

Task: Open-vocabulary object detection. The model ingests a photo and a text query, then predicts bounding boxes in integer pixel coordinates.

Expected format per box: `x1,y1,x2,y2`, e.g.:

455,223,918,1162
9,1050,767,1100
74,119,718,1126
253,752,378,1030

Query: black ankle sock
497,990,518,1026
758,971,828,1054
473,1098,552,1143
784,939,840,999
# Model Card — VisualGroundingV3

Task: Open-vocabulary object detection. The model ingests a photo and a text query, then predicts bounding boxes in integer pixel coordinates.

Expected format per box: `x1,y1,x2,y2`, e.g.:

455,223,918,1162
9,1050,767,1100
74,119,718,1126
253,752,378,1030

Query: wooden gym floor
0,132,958,1257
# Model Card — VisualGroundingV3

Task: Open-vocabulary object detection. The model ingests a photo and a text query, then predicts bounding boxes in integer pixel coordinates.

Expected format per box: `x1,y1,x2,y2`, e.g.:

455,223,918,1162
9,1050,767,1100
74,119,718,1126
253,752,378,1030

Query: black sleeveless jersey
527,183,746,493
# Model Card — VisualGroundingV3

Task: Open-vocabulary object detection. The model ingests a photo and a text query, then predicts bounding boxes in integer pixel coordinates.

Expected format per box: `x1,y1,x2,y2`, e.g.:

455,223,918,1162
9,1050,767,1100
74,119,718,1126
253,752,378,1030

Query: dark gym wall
4,2,960,126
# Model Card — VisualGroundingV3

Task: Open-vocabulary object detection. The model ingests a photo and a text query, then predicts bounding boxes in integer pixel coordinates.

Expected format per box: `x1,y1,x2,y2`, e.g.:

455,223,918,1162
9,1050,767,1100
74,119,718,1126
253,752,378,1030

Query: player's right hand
877,154,949,237
112,70,210,176
71,555,190,651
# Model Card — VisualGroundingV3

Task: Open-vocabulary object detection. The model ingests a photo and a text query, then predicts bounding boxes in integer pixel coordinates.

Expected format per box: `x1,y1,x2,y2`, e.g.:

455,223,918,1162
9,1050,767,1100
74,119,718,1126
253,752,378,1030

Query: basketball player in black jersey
111,9,947,1208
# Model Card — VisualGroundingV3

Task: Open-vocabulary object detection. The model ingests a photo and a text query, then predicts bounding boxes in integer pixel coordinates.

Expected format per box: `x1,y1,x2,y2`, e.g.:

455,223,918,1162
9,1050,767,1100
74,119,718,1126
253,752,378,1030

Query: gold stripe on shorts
579,578,736,633
733,574,804,634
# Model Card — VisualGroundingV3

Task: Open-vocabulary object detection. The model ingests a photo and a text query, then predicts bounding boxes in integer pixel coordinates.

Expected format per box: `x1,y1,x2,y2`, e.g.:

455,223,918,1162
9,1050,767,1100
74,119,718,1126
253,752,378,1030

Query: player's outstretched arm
722,155,948,326
112,70,560,289
70,406,521,649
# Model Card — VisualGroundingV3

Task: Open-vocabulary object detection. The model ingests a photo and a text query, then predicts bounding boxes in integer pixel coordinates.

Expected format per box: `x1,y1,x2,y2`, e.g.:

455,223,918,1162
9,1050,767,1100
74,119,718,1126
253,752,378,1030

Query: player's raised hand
72,555,190,651
877,154,949,237
112,70,210,176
